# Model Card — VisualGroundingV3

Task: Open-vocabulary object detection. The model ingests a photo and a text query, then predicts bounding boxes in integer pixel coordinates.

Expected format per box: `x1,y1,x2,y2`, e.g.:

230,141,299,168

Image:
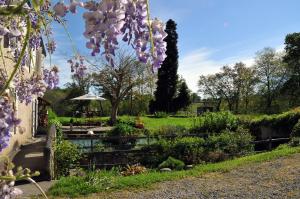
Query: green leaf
32,0,40,12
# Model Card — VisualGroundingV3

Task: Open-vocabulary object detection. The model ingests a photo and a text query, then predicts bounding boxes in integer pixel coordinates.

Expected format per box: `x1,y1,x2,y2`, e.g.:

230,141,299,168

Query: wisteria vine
0,0,167,197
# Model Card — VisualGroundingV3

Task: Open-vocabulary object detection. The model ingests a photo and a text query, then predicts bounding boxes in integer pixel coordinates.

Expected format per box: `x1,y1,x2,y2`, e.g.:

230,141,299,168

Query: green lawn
48,146,300,197
57,116,196,131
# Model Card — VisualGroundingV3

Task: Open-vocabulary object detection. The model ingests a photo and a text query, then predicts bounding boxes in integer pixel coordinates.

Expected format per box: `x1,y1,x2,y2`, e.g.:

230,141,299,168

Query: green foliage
141,139,172,167
173,80,191,112
158,156,185,170
55,140,81,178
172,137,205,164
243,107,300,137
49,119,63,144
292,119,300,137
153,111,169,118
116,116,136,127
49,146,300,197
150,20,179,113
153,125,187,137
109,124,136,137
289,137,300,147
191,111,238,135
104,124,142,149
205,127,254,156
48,108,58,120
57,117,109,126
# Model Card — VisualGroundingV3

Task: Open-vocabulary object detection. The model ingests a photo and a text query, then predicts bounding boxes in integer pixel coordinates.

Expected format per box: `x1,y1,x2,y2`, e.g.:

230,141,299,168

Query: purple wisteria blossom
14,75,47,105
68,55,87,78
43,66,59,89
0,96,20,152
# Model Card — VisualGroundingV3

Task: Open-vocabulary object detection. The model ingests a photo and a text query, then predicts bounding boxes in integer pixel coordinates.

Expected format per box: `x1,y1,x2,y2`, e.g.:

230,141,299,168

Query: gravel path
89,153,300,199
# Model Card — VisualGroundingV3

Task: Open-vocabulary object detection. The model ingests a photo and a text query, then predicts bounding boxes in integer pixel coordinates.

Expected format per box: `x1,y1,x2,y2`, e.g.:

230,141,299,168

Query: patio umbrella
70,94,106,116
70,94,106,101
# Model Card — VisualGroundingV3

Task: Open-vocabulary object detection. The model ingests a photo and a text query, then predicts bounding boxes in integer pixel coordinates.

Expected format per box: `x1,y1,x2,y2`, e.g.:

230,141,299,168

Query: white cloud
179,48,255,93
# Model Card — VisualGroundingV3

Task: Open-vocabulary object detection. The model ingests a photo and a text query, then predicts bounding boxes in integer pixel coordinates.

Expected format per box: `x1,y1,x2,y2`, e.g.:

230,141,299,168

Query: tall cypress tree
150,19,179,113
174,80,191,111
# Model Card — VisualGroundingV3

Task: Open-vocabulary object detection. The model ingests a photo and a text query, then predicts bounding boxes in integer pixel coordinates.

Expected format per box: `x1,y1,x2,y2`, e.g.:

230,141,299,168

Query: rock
160,168,172,172
186,165,193,169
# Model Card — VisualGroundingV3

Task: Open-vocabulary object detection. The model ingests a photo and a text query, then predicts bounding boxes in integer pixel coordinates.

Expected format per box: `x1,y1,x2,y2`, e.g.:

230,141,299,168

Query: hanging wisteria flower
43,66,59,89
46,40,56,54
68,55,87,78
14,74,47,105
0,180,23,199
0,96,20,152
82,0,167,69
53,2,69,17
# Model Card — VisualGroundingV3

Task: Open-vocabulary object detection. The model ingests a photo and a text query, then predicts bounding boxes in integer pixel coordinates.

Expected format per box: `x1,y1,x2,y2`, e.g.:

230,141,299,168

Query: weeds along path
89,153,300,199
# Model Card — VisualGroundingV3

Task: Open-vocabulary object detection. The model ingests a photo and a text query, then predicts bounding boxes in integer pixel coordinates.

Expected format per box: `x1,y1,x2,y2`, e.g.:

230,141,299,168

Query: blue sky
50,0,300,92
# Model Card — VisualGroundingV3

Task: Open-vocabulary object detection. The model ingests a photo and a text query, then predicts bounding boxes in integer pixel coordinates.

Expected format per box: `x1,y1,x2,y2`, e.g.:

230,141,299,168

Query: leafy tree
282,33,300,104
174,80,191,111
150,19,179,113
198,74,223,111
284,33,300,82
254,47,287,113
92,51,145,124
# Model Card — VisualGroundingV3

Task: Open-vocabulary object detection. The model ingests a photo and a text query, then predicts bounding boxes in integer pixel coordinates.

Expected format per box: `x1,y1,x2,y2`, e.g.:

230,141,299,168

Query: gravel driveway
89,153,300,199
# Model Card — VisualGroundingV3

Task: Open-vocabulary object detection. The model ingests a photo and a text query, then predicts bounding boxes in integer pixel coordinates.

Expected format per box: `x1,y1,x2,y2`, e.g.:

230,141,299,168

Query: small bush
191,111,238,135
49,119,63,144
291,119,300,137
116,116,136,127
154,125,187,137
153,112,169,118
48,108,58,120
172,137,205,164
206,150,228,162
158,156,185,170
109,123,136,137
55,140,81,178
104,124,142,149
121,164,147,176
289,137,300,147
141,139,172,167
206,128,254,156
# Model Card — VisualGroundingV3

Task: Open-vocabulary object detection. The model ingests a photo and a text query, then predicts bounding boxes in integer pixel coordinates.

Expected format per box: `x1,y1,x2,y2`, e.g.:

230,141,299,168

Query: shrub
121,164,147,176
243,107,300,138
55,140,81,178
116,116,136,127
153,112,169,118
291,119,300,137
158,156,185,170
172,137,205,164
191,111,238,135
104,124,142,149
206,128,254,156
141,139,171,167
154,125,187,137
49,119,63,144
206,150,228,162
289,137,300,147
48,108,58,120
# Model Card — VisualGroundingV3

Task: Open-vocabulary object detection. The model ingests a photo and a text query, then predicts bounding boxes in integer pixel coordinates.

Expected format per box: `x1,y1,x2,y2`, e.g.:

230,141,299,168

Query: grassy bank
48,146,300,197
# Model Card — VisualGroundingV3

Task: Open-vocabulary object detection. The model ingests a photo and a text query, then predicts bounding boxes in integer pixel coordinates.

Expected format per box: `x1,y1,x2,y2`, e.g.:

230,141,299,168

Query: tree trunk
216,98,222,111
110,101,119,125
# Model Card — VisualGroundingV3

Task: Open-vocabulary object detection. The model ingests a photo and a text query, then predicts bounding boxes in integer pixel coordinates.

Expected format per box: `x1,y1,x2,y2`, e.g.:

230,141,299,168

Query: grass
48,146,300,198
57,116,196,131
